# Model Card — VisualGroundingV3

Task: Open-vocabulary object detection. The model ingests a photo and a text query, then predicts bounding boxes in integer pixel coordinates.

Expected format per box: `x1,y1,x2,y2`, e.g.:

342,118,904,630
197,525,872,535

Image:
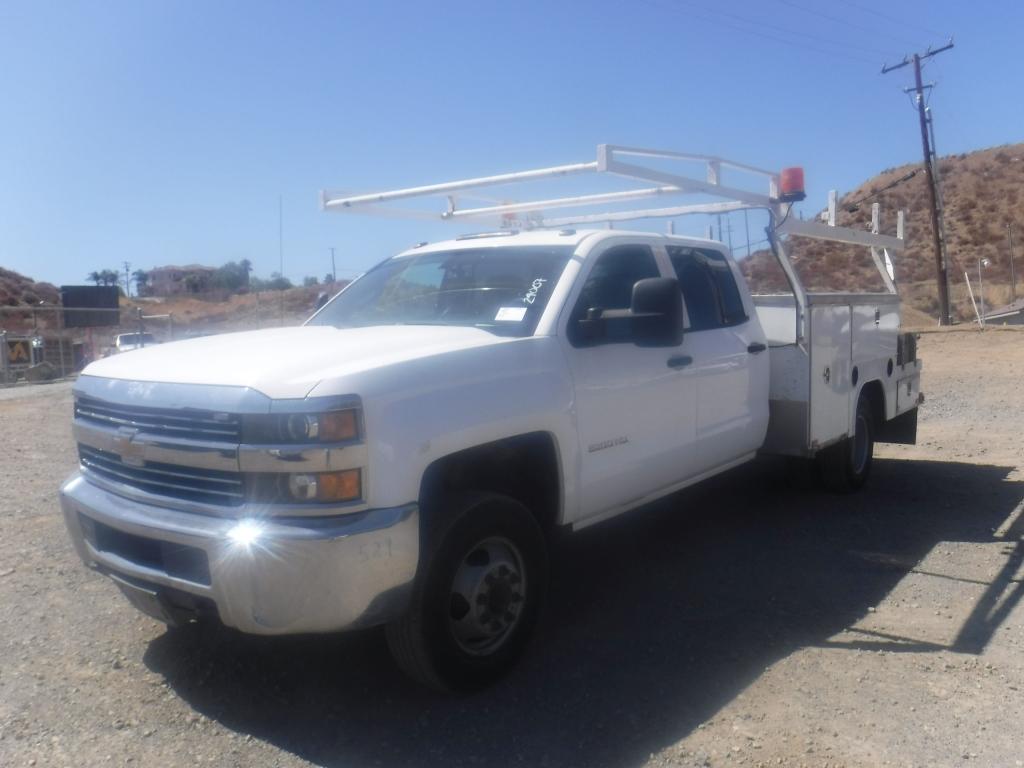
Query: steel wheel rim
447,536,527,656
851,412,870,475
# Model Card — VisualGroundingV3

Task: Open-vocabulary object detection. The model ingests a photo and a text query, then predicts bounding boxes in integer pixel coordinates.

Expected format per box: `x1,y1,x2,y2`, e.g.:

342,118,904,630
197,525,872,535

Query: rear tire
386,492,547,692
819,395,874,493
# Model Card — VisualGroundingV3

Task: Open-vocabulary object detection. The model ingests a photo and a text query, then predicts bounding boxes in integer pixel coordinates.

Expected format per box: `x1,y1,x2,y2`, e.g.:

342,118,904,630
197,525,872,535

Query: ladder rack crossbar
539,200,754,228
444,186,682,219
598,144,779,179
322,161,599,210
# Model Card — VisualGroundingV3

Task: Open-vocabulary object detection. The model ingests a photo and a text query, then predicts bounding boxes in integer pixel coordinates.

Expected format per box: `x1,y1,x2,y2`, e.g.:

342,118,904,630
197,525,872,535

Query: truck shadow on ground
143,457,1024,768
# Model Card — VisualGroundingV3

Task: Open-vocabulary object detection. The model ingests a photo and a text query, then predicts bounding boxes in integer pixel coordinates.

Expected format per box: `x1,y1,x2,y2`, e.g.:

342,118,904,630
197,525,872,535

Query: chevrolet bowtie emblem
114,426,146,467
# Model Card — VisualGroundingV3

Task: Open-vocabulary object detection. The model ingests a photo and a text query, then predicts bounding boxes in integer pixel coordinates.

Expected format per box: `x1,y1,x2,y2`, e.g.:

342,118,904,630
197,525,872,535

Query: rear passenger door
667,245,770,473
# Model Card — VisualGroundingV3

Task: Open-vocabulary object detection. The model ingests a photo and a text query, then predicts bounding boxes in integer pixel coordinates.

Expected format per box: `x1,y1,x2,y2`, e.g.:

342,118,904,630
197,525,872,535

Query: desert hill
741,142,1024,320
0,267,60,308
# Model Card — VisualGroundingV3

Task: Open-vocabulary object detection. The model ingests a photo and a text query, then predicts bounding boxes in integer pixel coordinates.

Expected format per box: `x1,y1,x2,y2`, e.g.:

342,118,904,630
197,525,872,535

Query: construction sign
6,339,31,364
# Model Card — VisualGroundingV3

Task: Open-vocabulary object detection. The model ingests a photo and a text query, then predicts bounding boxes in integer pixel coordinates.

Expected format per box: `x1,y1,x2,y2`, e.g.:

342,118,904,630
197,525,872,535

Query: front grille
79,444,245,507
75,396,241,442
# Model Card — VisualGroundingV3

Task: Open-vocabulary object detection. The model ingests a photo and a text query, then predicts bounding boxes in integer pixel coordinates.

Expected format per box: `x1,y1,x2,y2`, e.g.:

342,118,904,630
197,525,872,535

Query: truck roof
396,228,730,258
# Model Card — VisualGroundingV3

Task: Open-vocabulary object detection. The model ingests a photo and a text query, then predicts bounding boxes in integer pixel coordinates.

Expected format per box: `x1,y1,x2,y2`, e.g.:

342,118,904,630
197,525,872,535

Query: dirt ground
1,330,1023,768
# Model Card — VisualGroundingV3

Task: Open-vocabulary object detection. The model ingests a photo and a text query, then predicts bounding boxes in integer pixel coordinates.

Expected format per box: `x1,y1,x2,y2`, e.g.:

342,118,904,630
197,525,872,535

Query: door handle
667,355,693,369
747,342,767,354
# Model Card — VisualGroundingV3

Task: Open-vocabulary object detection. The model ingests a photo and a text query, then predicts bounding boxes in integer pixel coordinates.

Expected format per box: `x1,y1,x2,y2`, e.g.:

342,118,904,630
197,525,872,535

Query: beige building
148,265,216,296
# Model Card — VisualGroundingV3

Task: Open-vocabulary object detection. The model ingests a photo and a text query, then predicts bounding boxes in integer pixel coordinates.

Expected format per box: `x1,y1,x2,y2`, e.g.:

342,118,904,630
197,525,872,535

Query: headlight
243,409,359,444
248,469,362,504
286,469,362,503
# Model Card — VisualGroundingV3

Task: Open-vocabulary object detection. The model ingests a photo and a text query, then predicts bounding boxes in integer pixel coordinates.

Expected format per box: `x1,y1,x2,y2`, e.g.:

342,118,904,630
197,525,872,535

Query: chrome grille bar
75,396,241,441
79,445,245,506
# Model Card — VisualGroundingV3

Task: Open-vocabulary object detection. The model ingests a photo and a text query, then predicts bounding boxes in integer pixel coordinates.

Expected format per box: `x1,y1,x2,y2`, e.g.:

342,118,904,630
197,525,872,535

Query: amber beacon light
778,167,806,203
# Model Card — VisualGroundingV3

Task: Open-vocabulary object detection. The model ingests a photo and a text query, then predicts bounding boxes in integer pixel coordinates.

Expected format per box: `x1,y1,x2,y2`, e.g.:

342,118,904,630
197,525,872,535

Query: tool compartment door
808,303,852,449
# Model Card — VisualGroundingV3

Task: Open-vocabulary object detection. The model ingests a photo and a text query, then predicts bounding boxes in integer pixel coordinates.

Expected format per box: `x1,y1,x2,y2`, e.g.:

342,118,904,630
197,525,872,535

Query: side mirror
630,277,684,347
570,277,683,347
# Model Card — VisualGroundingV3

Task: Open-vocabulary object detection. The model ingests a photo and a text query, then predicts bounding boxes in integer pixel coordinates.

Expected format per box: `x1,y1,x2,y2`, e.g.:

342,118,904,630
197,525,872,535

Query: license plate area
108,572,180,625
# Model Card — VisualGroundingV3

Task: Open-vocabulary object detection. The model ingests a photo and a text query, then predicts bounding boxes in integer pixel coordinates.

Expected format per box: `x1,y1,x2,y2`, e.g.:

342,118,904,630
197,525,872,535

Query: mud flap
877,407,918,445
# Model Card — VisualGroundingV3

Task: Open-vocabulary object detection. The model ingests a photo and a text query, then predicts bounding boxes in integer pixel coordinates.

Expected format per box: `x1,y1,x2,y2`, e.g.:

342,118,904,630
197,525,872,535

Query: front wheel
819,394,875,493
385,493,547,691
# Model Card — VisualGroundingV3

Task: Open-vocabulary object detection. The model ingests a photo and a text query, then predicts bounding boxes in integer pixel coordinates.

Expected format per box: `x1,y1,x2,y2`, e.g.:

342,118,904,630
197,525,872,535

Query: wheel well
419,433,562,533
859,380,885,428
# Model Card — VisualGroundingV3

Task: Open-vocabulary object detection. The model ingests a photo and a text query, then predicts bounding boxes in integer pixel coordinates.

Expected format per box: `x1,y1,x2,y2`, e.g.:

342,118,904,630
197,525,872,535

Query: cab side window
568,245,660,346
667,246,748,330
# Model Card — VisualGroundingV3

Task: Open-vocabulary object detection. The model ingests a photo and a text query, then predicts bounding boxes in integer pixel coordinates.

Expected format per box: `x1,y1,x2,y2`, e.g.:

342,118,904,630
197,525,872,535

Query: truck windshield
308,246,574,337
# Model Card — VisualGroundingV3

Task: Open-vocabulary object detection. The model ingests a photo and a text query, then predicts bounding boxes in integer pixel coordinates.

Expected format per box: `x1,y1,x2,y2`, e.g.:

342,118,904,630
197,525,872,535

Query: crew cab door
666,245,770,473
562,242,698,523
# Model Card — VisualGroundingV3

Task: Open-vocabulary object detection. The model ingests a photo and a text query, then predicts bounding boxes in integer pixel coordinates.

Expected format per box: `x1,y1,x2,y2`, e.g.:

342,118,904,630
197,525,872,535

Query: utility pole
330,247,337,282
123,261,132,298
743,209,751,256
278,195,284,325
883,40,954,325
1008,224,1017,304
925,103,954,318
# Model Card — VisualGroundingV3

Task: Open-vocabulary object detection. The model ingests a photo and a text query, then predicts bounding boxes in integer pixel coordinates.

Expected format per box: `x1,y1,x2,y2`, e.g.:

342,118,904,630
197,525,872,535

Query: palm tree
132,270,150,296
87,271,102,286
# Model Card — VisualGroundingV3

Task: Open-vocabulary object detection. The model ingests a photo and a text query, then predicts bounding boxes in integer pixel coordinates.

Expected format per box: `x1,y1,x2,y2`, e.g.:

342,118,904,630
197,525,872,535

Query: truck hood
82,325,513,399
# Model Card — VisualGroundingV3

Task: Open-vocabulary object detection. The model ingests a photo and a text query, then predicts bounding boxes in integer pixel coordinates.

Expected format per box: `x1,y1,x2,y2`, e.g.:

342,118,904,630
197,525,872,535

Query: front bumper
60,472,419,635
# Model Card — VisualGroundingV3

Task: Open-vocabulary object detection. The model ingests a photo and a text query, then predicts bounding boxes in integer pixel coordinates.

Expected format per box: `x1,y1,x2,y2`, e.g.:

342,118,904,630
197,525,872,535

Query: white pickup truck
60,146,921,690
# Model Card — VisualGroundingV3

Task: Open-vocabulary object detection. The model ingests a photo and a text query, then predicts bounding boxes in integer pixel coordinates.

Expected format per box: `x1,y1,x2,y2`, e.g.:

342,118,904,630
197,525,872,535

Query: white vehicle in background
60,146,921,690
112,332,158,354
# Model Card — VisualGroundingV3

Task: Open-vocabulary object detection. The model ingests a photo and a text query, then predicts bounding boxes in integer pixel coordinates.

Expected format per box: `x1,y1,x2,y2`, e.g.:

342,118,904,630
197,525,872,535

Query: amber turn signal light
318,410,358,442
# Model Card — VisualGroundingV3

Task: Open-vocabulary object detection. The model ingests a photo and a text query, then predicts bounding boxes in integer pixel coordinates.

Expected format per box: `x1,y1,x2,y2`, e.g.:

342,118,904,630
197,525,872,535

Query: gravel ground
1,330,1023,768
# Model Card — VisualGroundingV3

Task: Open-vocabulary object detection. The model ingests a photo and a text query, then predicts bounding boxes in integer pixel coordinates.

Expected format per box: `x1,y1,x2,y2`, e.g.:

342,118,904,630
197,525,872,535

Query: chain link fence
0,305,177,387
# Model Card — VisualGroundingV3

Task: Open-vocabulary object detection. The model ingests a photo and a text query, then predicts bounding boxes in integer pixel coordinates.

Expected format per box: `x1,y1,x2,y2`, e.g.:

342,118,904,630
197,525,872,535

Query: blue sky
2,0,1022,288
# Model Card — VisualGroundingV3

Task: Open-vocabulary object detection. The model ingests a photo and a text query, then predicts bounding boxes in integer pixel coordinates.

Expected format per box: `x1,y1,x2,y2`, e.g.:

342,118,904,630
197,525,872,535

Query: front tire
386,493,547,691
819,395,875,493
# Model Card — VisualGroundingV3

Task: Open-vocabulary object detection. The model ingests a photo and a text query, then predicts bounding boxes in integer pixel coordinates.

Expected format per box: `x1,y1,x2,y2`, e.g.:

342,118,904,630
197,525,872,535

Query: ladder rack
322,144,906,339
322,144,902,248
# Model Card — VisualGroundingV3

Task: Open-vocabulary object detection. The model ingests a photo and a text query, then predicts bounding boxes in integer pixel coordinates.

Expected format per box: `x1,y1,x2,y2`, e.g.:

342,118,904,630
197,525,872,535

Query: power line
648,0,878,65
840,0,947,40
774,0,925,49
843,169,918,211
687,0,896,57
